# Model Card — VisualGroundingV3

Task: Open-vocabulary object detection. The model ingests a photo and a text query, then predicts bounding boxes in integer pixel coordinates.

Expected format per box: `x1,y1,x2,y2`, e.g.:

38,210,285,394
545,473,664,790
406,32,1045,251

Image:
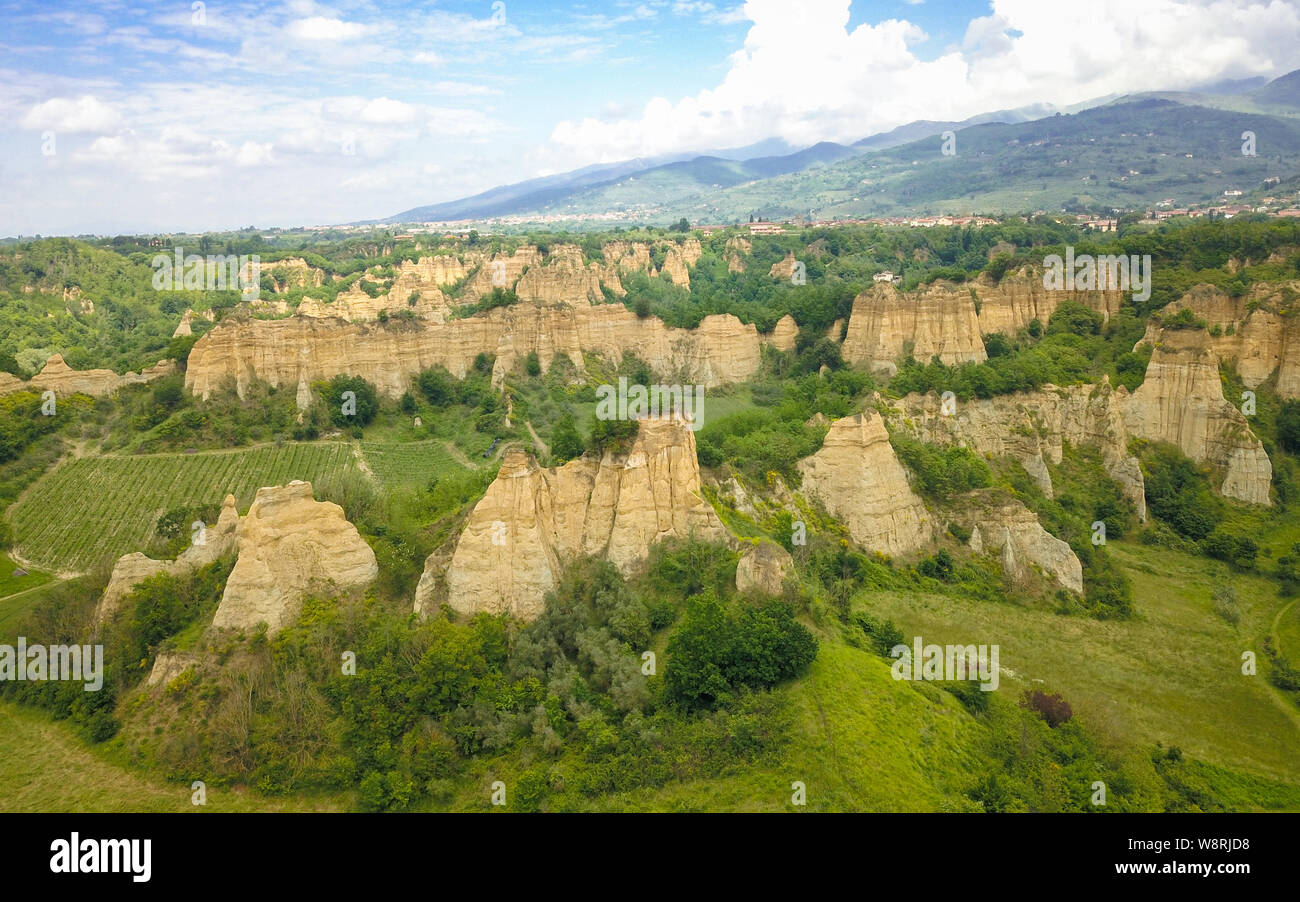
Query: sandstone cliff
764,314,799,352
660,240,698,288
514,244,606,305
796,412,932,556
426,417,727,620
212,481,377,634
1138,282,1300,398
894,382,1147,520
724,236,751,273
966,495,1084,593
185,306,761,403
840,267,1126,376
769,252,799,282
735,540,793,595
974,265,1125,336
1122,328,1272,504
262,257,325,293
841,282,987,376
2,354,177,398
94,495,240,627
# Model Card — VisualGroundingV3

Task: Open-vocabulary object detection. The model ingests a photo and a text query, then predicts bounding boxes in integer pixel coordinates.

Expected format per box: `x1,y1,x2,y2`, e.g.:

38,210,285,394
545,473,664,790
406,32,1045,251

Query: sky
2,0,1299,235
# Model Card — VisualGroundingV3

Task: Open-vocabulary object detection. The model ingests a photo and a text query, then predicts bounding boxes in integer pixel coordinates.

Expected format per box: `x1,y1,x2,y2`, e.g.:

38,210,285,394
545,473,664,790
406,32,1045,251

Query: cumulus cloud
21,96,121,133
285,16,381,41
549,0,1300,165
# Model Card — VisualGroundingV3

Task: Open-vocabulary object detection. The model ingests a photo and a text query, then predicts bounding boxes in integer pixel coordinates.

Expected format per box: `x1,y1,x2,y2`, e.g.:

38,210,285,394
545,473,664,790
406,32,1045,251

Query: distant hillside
383,69,1300,226
1253,68,1300,110
687,98,1300,221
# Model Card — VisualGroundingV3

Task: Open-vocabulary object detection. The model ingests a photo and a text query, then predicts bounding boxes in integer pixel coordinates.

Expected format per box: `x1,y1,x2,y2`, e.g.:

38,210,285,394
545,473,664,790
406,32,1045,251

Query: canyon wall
894,381,1147,520
796,412,933,556
841,267,1127,376
424,416,727,620
1122,328,1272,505
185,305,761,403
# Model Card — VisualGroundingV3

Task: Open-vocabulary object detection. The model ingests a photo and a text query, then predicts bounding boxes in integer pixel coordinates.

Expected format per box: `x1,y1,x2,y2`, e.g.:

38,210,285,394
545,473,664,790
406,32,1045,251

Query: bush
550,410,584,463
1212,585,1241,625
664,592,817,712
319,374,379,428
1139,443,1219,541
890,434,992,498
1022,689,1073,727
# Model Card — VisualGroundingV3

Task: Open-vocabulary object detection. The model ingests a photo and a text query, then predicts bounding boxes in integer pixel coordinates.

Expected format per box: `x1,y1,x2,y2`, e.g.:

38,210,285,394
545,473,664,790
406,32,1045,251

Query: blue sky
2,0,1298,235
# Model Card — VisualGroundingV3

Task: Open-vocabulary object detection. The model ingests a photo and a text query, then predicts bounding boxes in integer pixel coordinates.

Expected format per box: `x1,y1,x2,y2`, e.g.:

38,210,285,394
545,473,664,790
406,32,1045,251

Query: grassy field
7,442,358,573
0,556,52,599
358,439,469,491
866,540,1300,786
0,701,342,813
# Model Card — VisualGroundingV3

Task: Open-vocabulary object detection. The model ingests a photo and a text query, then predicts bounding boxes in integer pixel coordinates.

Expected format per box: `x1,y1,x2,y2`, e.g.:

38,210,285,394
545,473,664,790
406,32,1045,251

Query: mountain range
381,69,1300,226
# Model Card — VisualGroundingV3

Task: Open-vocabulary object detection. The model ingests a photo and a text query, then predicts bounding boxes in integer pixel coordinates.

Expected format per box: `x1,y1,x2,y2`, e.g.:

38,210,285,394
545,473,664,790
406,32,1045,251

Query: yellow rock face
184,306,761,403
429,417,727,620
894,382,1147,520
841,267,1126,376
797,412,933,556
14,354,176,398
1121,329,1272,505
213,481,377,635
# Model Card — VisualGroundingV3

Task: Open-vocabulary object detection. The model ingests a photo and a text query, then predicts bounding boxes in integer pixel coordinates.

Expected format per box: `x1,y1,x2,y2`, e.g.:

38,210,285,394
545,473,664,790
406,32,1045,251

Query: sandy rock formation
967,497,1084,593
173,310,196,337
185,306,761,404
894,382,1146,520
212,482,377,635
9,354,177,398
262,258,325,292
974,266,1126,336
514,244,606,305
603,241,656,276
841,282,987,376
147,651,199,688
724,237,751,273
797,412,932,556
764,314,799,352
459,246,541,300
660,243,695,288
769,252,800,282
1121,328,1272,505
94,495,240,627
840,268,1127,376
735,541,793,595
428,417,727,620
1138,282,1300,398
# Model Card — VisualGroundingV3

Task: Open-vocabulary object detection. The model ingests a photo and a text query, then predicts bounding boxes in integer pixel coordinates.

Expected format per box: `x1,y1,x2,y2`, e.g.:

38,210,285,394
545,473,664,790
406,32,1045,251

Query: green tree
550,410,584,463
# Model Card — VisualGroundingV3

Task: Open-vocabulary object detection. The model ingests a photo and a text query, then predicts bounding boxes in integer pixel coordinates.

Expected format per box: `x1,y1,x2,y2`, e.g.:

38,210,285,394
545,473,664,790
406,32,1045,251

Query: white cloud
285,16,381,42
360,97,419,124
549,0,1300,165
21,95,121,133
234,141,274,166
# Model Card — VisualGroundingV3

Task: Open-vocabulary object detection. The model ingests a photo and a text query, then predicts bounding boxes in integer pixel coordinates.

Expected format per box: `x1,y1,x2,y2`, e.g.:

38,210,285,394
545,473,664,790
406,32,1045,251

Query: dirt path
526,421,549,457
439,440,477,470
0,575,69,604
350,443,378,483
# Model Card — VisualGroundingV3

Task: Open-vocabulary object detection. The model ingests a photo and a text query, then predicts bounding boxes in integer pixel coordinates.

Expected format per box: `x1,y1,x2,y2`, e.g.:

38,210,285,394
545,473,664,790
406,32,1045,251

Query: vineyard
358,440,468,491
8,442,357,573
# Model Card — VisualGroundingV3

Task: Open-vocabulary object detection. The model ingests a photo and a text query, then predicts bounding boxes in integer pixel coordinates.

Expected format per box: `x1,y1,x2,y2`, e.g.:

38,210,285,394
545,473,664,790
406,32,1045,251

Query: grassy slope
0,701,343,813
868,540,1300,785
